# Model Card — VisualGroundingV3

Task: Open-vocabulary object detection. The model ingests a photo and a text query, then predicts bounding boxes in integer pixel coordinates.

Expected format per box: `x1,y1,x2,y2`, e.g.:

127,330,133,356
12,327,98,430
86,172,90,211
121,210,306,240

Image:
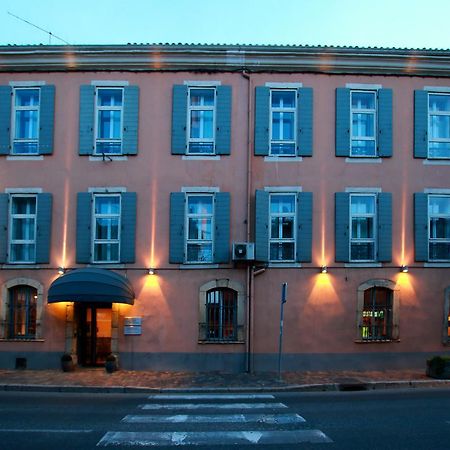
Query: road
0,388,449,449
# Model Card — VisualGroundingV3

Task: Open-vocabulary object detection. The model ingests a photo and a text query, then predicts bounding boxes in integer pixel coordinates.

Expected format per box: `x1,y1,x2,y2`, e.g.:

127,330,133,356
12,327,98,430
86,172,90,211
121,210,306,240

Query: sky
1,0,449,49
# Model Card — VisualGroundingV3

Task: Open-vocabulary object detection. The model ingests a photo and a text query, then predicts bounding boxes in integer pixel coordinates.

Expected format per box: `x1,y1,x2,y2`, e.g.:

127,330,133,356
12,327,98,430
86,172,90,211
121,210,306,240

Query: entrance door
76,304,112,366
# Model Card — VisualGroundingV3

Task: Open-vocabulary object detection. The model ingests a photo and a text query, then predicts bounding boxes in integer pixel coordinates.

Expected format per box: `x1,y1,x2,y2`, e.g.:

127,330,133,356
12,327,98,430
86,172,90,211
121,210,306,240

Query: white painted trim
4,187,42,194
424,188,450,194
1,264,43,269
179,264,220,269
264,156,303,162
184,80,221,86
88,186,127,193
346,83,382,89
90,80,129,86
265,82,303,88
6,156,44,161
423,159,450,165
424,86,450,92
89,156,128,161
345,157,382,164
181,186,220,193
264,186,302,193
268,262,302,268
182,155,221,161
424,262,450,268
86,263,126,268
345,263,382,268
345,187,382,193
9,81,46,86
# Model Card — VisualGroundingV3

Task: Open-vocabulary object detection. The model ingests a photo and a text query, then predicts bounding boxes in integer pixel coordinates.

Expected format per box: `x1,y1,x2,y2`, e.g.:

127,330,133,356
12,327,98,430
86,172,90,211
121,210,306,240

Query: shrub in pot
105,354,118,373
61,353,74,372
426,356,450,379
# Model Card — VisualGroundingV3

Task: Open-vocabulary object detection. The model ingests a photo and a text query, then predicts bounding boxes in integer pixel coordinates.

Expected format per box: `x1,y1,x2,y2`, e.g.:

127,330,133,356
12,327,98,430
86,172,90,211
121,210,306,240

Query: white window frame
8,194,37,264
269,192,296,263
185,193,214,264
91,193,121,263
94,87,124,156
349,193,377,262
269,89,297,156
187,87,216,155
11,87,40,156
428,194,450,261
427,92,450,160
350,89,377,157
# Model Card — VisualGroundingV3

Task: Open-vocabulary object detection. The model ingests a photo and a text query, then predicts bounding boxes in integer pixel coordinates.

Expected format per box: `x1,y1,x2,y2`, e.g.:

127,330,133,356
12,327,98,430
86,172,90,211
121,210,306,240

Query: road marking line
122,412,306,424
139,402,287,410
97,430,333,446
0,429,93,433
147,394,275,400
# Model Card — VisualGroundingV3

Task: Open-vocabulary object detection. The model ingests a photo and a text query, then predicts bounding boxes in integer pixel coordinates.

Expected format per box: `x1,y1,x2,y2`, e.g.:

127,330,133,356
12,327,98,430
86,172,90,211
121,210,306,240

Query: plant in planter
61,353,75,372
105,353,118,373
426,355,450,379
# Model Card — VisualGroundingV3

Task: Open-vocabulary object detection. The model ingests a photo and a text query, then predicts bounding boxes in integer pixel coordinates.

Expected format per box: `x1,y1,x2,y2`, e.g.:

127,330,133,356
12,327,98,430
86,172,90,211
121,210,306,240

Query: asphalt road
0,388,449,449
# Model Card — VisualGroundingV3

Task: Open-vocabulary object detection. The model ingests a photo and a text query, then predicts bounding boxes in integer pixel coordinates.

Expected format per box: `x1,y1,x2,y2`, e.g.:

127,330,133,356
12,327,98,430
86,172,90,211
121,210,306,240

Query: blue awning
48,268,135,305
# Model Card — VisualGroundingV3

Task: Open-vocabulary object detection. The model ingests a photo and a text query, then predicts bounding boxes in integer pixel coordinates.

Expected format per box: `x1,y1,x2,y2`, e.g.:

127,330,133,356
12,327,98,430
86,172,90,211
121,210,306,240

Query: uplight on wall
320,265,328,274
57,267,65,275
147,268,155,275
400,265,409,273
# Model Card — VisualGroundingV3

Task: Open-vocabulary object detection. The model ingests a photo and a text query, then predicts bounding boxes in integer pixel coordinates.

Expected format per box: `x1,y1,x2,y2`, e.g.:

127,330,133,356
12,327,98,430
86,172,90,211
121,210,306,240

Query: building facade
0,44,449,371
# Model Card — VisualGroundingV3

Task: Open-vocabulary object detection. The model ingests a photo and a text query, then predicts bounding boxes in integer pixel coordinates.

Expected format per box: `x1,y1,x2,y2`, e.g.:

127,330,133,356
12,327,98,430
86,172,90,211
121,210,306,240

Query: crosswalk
97,392,333,447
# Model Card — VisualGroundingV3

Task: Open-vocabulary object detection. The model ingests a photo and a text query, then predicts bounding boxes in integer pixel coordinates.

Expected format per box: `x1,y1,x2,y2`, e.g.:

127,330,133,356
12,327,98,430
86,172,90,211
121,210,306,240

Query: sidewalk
1,368,449,393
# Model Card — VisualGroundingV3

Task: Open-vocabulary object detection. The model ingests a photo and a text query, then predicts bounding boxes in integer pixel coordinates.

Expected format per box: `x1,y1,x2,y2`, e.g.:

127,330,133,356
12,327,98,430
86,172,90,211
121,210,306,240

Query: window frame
11,87,40,156
428,92,450,160
360,286,393,342
91,193,121,264
94,86,124,156
186,87,216,155
428,194,450,261
8,284,37,340
205,287,238,342
350,89,377,158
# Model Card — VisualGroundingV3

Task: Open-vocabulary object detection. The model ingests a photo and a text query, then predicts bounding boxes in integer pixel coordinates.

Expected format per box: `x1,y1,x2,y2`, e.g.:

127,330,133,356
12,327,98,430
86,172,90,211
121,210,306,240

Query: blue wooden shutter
414,193,428,261
254,87,270,156
214,192,230,263
336,88,351,157
215,85,232,155
414,90,428,158
0,194,8,262
296,192,313,262
335,192,350,262
255,190,269,262
122,86,139,155
378,89,393,157
377,192,392,262
297,87,313,157
79,85,95,155
76,192,92,263
169,192,185,263
35,193,52,263
120,192,137,263
39,85,55,155
171,85,188,155
0,86,12,155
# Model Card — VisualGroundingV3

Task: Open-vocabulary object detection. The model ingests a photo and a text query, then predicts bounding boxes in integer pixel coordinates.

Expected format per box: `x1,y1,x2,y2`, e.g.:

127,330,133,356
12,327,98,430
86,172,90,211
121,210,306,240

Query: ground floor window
8,285,37,339
206,288,237,341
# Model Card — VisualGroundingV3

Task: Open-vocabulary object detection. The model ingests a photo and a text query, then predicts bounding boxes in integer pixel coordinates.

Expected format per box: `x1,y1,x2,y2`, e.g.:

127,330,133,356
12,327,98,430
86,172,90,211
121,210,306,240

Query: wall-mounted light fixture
147,268,155,275
320,265,328,274
400,265,409,273
57,267,65,275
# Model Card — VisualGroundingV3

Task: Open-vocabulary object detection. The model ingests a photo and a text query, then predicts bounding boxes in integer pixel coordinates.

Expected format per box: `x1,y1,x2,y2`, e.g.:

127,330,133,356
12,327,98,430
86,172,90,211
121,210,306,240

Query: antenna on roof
7,11,70,45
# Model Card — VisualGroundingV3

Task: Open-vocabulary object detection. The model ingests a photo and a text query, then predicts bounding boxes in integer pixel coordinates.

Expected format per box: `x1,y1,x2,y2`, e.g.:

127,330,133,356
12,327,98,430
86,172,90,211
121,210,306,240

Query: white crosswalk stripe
139,402,287,410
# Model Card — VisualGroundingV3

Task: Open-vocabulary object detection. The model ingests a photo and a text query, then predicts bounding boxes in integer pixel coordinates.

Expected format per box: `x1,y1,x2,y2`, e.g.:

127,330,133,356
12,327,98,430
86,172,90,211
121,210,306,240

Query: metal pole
278,282,287,382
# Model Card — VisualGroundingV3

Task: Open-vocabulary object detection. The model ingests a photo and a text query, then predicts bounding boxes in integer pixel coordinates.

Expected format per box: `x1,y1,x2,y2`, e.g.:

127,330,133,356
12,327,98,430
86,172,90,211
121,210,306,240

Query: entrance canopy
48,268,135,305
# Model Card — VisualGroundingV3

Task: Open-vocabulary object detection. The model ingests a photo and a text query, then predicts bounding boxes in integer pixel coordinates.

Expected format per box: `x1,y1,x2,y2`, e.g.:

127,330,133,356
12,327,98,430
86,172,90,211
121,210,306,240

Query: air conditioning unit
232,242,255,261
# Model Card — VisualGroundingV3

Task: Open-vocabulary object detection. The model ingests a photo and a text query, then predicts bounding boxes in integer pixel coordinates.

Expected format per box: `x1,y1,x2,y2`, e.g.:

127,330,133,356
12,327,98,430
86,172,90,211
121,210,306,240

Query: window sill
1,264,41,269
179,264,219,269
6,155,44,161
89,156,128,161
423,159,450,165
354,339,400,344
87,263,126,268
345,157,382,164
345,263,382,268
267,262,302,268
198,340,245,345
424,262,450,268
182,155,221,161
264,156,303,162
0,339,44,343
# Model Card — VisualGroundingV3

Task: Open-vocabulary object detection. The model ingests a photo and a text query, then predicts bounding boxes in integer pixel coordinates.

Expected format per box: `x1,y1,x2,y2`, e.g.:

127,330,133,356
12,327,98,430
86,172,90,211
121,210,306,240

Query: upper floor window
350,194,376,262
206,287,237,341
350,91,377,157
171,84,232,156
428,93,450,159
8,285,37,339
428,195,450,261
269,193,296,262
270,90,296,156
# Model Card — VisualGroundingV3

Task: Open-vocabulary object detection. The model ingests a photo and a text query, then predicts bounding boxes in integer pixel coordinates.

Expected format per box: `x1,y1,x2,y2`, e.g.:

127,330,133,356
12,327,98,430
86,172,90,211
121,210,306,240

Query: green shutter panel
79,85,95,155
214,192,230,263
35,193,52,263
414,90,428,158
0,86,12,155
39,85,55,155
296,192,313,262
215,85,232,155
377,193,392,262
169,192,185,263
414,193,428,261
76,192,92,263
122,86,139,155
255,190,269,262
0,194,8,262
171,85,188,155
297,87,313,157
120,192,137,263
378,89,393,157
335,192,350,262
336,88,351,157
254,86,270,156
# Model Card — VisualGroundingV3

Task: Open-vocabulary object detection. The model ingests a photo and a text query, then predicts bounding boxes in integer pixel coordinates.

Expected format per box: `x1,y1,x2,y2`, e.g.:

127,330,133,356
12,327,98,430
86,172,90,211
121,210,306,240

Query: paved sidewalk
1,368,449,393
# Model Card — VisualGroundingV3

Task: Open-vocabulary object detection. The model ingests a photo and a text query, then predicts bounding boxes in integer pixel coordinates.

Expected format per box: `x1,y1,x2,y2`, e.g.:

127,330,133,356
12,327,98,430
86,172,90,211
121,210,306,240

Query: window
336,87,392,158
350,194,376,261
171,84,231,156
428,93,450,159
9,195,37,263
92,194,121,263
8,285,37,339
269,193,296,261
360,287,393,341
428,195,450,261
206,288,237,341
270,90,296,156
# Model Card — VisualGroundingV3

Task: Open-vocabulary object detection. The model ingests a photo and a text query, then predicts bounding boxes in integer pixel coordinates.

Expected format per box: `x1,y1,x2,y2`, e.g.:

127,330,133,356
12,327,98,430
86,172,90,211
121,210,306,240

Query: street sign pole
278,282,288,382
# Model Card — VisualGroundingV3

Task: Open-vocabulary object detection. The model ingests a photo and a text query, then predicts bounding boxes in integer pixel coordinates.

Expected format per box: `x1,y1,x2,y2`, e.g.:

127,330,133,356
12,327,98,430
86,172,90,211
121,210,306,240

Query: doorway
75,303,112,366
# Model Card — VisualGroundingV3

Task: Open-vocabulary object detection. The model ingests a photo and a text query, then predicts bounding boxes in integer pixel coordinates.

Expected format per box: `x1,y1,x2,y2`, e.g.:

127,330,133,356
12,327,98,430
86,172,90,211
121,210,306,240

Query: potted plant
426,355,450,379
61,353,74,372
105,353,118,373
